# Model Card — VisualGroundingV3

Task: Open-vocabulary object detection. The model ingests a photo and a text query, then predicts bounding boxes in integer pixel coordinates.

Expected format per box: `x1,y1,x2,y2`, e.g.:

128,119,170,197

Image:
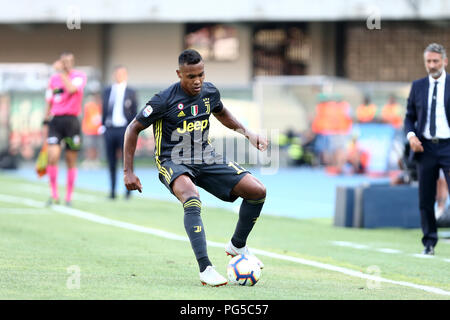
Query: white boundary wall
1,0,450,22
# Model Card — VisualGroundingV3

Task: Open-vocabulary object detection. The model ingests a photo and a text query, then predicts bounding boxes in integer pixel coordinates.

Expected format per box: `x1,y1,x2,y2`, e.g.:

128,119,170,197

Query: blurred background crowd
1,0,449,185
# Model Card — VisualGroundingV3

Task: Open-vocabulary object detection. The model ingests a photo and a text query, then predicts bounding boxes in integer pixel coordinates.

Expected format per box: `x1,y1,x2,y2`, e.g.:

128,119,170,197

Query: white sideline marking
0,208,49,214
375,248,402,254
331,241,369,250
330,240,448,260
1,193,450,297
332,242,403,254
0,194,46,208
18,184,98,203
411,254,435,259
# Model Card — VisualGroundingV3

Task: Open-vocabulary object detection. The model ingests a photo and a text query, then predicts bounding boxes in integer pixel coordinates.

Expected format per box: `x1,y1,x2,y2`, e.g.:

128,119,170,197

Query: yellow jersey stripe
160,167,171,183
154,120,171,184
157,120,162,158
154,120,161,168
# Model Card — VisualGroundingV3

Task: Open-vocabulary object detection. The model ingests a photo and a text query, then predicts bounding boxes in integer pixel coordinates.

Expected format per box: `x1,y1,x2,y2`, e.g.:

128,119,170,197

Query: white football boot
199,266,228,287
225,241,264,269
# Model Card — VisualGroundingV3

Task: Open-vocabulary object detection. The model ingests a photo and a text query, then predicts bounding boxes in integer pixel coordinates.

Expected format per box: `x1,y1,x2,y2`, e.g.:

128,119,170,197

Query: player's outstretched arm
123,119,147,193
213,106,268,151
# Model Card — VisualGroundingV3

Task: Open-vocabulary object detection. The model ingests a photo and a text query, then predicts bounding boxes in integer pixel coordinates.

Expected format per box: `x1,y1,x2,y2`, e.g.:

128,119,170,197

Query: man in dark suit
404,43,450,255
102,66,138,199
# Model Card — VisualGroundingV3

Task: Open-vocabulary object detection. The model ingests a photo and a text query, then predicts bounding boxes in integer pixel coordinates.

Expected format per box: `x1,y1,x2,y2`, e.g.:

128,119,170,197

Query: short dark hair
178,49,202,66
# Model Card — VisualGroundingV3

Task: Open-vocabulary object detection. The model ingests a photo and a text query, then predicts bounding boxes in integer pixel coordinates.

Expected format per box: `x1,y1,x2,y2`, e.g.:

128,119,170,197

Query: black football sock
183,197,211,272
197,257,212,273
231,197,265,249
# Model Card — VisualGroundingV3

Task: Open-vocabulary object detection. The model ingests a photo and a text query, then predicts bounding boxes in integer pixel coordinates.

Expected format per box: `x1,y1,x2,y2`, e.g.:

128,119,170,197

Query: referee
43,52,87,206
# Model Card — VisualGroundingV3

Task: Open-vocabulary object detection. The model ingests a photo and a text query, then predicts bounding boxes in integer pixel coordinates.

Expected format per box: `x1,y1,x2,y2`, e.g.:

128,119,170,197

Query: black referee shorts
157,158,249,202
47,115,82,151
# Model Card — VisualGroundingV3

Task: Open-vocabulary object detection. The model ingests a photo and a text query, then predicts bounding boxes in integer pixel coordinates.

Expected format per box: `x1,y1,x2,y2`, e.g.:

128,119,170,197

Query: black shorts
158,159,249,202
47,115,82,151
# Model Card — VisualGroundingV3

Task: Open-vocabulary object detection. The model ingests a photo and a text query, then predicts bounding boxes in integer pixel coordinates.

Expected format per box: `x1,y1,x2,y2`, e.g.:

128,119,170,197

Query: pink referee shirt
46,69,87,116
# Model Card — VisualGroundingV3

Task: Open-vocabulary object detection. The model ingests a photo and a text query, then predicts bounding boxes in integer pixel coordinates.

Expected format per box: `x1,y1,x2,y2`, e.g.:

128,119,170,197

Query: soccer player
123,49,267,286
43,52,87,206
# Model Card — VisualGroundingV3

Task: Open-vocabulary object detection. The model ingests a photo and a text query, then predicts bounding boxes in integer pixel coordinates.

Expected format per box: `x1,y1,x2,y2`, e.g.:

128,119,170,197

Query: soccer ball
226,254,261,286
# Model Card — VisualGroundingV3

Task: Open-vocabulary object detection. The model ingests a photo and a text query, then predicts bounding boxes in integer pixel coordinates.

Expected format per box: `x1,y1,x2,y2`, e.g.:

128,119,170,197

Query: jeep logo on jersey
143,105,153,117
176,119,208,133
191,105,198,116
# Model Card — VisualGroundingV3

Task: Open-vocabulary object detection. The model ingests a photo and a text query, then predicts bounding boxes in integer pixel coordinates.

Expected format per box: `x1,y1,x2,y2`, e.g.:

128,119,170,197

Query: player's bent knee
175,189,200,203
244,183,266,201
233,174,267,200
172,174,200,203
249,176,266,200
253,184,266,200
181,191,200,203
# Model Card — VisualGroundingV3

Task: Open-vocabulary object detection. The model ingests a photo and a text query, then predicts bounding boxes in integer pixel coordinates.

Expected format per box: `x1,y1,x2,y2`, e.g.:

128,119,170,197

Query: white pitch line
53,204,188,242
17,184,98,203
331,241,370,250
0,208,49,214
411,254,435,259
376,248,403,254
330,240,448,260
1,193,450,297
0,194,47,208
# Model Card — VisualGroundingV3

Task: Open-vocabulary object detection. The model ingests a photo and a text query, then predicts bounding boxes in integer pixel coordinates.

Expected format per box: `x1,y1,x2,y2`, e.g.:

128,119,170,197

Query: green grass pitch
0,174,449,299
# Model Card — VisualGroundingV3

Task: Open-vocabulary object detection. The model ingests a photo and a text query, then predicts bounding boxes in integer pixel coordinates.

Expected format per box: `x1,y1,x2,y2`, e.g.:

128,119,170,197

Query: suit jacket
404,74,450,140
102,84,138,128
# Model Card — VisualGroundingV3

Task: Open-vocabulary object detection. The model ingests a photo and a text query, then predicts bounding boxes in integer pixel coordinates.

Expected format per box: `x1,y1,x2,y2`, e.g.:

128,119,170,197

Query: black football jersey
136,81,224,165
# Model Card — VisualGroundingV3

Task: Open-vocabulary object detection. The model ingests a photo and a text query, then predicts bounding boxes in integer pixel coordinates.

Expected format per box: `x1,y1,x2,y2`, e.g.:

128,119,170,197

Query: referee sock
66,167,77,203
183,197,211,272
47,165,59,200
231,197,265,249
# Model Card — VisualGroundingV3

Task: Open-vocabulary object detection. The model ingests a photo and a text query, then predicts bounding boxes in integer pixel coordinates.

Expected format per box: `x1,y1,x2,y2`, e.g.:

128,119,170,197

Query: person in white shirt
404,43,450,255
101,66,138,199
